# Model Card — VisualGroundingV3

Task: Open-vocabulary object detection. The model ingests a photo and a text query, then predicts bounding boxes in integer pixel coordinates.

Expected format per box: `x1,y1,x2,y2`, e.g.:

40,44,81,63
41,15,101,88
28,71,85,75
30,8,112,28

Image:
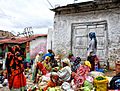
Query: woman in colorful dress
32,51,47,83
73,61,91,90
42,56,52,72
6,45,27,91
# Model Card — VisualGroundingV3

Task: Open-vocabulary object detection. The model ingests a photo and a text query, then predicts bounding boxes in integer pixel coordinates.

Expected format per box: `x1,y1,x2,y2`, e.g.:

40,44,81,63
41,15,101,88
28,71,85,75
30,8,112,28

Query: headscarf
38,51,43,55
58,58,72,82
45,56,51,61
12,45,21,53
62,58,71,67
89,32,96,39
84,61,91,68
89,32,97,49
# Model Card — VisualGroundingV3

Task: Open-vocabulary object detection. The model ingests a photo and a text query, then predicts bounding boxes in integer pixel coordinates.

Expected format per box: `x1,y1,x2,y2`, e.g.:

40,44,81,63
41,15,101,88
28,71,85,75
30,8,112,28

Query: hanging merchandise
26,53,30,63
26,42,30,62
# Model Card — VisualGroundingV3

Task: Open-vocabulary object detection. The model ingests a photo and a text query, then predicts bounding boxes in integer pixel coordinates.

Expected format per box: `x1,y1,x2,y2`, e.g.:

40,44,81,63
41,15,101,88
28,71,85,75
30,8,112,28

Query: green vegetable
84,80,93,90
96,76,105,80
81,87,91,91
47,87,56,91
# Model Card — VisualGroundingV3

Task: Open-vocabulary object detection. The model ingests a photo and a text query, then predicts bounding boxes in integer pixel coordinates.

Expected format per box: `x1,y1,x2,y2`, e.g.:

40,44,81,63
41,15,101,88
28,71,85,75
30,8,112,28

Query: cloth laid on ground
88,71,105,78
61,82,74,91
41,73,51,82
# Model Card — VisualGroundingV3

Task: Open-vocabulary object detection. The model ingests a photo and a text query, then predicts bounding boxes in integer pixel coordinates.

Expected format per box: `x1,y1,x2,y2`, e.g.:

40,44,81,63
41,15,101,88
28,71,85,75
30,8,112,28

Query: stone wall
47,28,53,50
50,8,120,68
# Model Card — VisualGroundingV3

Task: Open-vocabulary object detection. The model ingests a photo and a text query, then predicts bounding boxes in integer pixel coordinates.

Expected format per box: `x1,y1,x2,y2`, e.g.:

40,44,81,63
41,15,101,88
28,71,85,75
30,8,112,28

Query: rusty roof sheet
51,1,120,13
0,34,47,44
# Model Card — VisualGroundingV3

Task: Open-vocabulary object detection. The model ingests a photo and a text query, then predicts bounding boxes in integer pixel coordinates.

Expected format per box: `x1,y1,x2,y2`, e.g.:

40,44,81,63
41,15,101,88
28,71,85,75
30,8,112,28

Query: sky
0,0,92,35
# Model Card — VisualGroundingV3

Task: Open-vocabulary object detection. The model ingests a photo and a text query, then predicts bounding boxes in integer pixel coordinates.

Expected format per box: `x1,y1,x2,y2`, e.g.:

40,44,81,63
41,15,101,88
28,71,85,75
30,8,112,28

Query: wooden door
72,21,108,62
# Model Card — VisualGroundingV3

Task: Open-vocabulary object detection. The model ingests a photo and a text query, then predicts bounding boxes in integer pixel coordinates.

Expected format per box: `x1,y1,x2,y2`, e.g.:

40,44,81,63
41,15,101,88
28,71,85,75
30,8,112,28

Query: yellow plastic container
94,76,108,91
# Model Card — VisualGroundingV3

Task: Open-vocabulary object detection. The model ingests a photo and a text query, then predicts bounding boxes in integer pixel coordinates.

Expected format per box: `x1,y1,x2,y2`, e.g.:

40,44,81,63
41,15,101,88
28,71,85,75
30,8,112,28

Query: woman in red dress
6,45,27,91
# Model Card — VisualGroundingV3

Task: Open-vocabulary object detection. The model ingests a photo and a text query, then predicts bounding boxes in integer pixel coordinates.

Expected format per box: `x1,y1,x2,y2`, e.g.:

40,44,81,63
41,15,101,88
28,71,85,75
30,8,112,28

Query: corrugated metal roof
51,1,120,13
0,34,47,44
50,1,94,12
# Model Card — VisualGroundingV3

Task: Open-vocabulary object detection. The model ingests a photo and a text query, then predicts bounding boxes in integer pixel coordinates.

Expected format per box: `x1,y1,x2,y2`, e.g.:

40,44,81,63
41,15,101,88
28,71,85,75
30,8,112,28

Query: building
0,34,47,60
48,0,120,68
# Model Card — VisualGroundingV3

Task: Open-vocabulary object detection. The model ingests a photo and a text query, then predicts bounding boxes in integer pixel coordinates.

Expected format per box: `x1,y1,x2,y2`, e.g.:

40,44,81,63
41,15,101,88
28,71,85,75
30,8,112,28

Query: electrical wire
46,0,54,8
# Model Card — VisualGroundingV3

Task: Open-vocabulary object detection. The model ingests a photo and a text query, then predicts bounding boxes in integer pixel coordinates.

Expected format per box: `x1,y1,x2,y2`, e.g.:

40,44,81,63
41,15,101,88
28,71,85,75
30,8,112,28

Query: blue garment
115,79,120,89
42,53,52,60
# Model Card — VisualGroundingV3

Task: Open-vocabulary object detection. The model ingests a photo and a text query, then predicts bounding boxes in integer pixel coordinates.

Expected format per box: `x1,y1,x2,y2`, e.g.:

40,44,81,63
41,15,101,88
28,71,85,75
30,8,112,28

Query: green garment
26,53,30,62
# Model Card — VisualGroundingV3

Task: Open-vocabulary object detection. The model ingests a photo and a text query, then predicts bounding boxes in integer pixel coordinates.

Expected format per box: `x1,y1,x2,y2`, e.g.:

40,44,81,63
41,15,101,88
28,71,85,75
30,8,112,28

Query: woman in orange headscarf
6,45,27,91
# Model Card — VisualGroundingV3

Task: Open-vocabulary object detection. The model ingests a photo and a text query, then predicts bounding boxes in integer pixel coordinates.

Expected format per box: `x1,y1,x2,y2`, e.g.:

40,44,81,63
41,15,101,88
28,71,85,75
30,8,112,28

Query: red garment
6,45,26,89
37,62,47,75
43,80,56,91
74,65,90,86
8,72,26,89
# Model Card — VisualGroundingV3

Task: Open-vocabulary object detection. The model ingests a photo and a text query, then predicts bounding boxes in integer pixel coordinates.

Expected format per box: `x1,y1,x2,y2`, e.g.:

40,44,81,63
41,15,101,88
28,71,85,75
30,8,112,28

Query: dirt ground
0,70,117,91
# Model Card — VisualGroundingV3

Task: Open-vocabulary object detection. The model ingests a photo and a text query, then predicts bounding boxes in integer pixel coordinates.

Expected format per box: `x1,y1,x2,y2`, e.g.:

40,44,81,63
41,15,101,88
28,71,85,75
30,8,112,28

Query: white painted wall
48,8,120,68
30,37,47,59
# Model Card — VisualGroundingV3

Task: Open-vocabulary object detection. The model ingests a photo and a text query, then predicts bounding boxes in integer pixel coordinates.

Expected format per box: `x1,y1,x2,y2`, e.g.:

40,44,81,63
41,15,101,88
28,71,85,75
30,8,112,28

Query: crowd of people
31,49,93,91
0,32,119,91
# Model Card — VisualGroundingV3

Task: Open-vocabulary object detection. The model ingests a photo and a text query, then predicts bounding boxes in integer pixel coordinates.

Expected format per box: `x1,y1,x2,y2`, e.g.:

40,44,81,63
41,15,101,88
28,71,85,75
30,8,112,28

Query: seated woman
73,61,91,89
57,58,72,83
51,55,62,72
42,56,52,72
42,58,72,91
32,51,47,83
43,72,59,91
71,57,81,72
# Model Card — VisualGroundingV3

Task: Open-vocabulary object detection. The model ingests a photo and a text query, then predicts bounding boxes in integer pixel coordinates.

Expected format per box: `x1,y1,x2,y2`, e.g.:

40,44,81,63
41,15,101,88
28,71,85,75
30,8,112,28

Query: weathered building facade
48,0,120,68
0,34,47,60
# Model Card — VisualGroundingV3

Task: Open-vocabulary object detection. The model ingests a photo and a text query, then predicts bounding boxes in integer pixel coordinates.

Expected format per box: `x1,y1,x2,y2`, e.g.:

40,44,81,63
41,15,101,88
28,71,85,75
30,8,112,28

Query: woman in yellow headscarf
74,60,91,88
42,56,52,72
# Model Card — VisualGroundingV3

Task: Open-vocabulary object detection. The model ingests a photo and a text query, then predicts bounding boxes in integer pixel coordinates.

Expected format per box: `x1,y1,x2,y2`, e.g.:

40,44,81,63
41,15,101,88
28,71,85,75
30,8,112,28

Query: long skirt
8,73,26,91
87,55,100,71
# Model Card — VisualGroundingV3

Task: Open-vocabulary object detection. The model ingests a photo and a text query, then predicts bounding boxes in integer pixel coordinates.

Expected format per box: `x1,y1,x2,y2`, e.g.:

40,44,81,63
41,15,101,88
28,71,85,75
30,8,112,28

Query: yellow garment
43,60,51,71
85,61,91,68
42,56,51,71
